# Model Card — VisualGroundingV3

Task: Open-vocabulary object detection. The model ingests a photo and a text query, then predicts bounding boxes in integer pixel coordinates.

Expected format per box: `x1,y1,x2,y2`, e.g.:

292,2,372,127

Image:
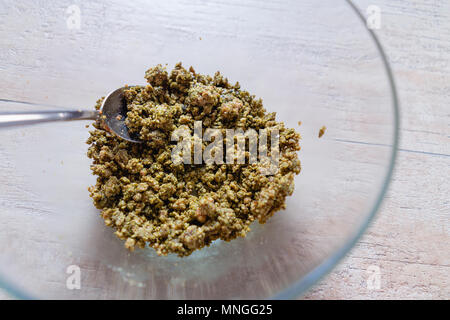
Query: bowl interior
0,0,396,299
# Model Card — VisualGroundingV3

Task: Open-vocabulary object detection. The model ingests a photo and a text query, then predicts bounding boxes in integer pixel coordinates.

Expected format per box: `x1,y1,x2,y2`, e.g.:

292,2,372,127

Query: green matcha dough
87,63,301,257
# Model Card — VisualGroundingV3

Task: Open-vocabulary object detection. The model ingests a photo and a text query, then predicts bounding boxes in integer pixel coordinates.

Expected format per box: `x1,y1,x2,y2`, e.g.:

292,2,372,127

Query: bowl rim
272,0,400,299
0,0,400,300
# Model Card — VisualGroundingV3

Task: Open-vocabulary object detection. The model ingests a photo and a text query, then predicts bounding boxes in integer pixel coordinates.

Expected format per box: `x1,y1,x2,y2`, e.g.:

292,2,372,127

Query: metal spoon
0,87,141,143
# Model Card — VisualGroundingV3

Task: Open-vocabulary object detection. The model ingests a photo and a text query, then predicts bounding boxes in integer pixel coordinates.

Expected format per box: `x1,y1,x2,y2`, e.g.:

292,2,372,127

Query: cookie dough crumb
318,126,326,138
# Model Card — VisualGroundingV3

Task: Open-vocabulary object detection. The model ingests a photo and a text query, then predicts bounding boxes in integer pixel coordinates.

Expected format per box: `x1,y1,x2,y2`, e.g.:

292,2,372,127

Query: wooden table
304,0,450,299
0,0,448,299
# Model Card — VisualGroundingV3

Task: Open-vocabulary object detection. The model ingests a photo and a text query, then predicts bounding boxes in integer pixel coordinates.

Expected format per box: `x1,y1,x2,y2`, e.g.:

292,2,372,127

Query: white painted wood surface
0,0,448,299
305,0,450,299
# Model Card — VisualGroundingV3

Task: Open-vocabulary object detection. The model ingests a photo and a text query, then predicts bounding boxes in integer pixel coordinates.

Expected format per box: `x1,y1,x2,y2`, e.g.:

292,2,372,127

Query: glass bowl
0,0,398,299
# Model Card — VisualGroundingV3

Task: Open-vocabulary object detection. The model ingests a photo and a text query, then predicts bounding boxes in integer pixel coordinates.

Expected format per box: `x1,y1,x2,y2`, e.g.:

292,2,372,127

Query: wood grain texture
304,0,450,300
0,0,448,300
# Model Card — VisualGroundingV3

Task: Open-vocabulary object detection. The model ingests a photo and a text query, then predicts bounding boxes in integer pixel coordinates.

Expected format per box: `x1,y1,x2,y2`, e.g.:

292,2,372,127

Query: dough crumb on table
318,125,326,138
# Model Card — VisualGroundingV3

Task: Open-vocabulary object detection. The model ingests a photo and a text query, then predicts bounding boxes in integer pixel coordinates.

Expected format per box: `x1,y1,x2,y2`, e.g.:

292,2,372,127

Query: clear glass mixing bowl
0,0,398,299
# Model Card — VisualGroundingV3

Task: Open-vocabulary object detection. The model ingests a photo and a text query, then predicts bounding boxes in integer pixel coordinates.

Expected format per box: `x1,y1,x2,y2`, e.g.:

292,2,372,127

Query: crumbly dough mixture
318,126,327,138
87,63,301,256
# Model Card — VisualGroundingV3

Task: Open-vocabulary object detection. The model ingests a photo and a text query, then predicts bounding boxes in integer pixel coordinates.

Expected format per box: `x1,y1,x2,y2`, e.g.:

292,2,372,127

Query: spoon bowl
100,87,141,143
0,87,141,143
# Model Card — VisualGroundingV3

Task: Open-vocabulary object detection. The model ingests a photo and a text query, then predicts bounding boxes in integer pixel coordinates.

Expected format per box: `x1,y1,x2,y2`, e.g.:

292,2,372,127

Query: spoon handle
0,110,99,127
